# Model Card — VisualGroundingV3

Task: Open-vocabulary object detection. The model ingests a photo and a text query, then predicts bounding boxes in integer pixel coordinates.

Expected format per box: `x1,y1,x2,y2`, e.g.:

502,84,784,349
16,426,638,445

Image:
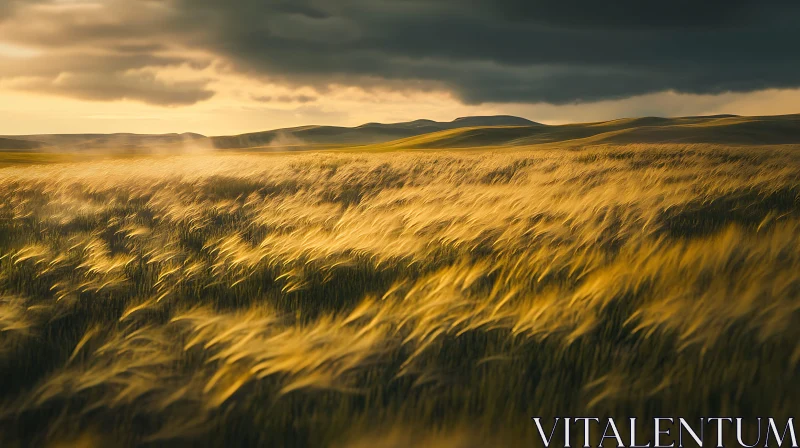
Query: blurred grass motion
0,142,798,447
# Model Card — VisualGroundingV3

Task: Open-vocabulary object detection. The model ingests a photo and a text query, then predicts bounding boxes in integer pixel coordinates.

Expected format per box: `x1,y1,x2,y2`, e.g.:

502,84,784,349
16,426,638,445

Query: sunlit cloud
0,42,40,58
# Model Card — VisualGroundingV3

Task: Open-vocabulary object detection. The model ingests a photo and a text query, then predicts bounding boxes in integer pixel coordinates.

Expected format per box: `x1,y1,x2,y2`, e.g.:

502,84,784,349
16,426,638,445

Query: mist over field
1,114,800,446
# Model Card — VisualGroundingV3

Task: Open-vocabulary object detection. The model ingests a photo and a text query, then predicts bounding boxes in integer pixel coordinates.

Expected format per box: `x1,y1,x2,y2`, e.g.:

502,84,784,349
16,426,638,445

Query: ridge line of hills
3,113,800,152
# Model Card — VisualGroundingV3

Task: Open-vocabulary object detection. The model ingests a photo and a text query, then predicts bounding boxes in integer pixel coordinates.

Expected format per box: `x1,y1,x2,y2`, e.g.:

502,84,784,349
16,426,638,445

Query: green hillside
376,114,800,149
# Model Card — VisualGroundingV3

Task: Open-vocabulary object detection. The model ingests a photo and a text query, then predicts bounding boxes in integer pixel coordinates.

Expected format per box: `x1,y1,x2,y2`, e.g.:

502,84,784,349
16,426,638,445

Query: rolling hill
376,114,800,149
3,114,800,155
0,137,45,151
0,133,208,152
209,115,538,149
0,116,536,152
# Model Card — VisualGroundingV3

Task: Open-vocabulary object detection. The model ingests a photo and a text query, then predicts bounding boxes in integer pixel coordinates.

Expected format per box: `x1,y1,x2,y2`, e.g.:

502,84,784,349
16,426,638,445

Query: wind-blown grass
0,143,798,447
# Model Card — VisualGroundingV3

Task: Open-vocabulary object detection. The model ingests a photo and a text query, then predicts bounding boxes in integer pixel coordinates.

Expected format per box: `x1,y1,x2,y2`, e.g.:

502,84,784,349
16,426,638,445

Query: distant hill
210,116,539,149
0,137,45,151
0,133,208,152
0,116,537,152
377,114,800,149
4,114,800,154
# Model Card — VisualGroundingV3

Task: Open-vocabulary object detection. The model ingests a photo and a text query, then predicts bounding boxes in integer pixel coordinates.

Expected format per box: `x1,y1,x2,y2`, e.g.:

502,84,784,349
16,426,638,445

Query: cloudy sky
1,0,799,135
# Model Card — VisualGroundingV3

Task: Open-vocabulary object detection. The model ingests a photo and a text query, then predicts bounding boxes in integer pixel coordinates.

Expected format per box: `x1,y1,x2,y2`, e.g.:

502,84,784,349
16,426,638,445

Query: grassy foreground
0,143,799,446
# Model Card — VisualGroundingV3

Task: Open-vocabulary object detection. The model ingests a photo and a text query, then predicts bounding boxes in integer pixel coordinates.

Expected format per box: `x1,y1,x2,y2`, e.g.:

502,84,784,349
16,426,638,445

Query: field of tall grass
0,143,798,447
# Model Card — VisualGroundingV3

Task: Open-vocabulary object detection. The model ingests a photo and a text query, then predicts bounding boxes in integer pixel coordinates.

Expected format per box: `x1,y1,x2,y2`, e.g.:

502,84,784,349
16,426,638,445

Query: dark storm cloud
447,0,786,29
2,0,800,105
161,0,800,104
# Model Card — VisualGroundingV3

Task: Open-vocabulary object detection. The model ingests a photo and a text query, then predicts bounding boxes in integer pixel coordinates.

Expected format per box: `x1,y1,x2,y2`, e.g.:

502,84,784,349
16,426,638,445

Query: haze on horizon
1,0,799,136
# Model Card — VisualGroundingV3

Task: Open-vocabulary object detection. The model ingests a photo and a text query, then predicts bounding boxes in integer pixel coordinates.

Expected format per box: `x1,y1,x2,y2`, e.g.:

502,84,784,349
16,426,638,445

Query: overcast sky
1,0,799,135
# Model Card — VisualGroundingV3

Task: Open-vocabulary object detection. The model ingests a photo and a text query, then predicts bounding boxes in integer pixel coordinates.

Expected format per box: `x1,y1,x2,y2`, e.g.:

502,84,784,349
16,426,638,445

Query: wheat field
0,143,799,446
